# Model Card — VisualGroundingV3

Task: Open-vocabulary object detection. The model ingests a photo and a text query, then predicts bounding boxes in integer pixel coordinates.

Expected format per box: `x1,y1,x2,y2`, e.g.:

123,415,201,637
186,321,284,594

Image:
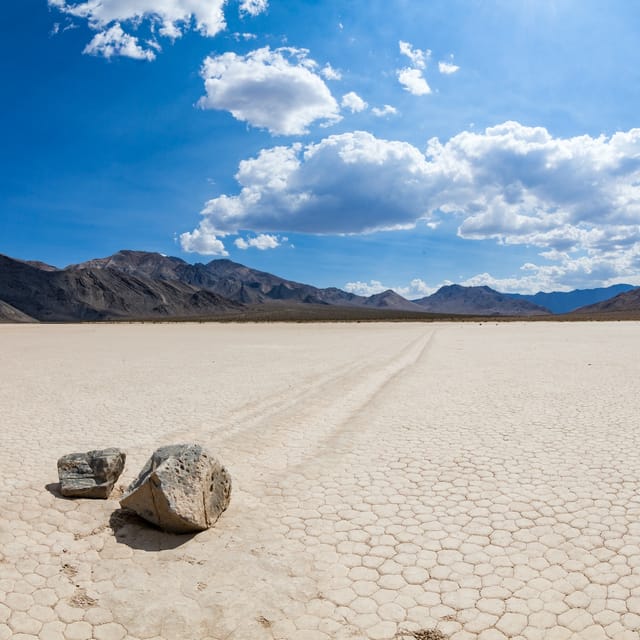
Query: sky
2,0,640,295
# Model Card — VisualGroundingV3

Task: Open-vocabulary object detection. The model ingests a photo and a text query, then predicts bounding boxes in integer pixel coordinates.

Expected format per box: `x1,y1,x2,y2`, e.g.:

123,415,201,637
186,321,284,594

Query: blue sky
2,0,640,295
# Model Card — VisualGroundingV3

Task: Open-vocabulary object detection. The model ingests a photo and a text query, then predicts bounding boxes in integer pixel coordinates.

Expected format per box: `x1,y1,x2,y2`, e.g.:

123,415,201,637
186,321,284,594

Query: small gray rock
57,448,126,499
120,443,231,534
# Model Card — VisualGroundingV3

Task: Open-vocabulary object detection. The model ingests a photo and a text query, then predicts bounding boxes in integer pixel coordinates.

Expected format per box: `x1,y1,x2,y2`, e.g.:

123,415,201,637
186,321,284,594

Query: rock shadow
45,482,122,501
44,482,73,499
109,508,196,551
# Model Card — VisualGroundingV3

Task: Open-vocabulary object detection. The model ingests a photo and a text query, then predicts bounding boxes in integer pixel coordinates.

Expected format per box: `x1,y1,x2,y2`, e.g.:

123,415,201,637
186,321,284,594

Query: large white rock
120,444,231,533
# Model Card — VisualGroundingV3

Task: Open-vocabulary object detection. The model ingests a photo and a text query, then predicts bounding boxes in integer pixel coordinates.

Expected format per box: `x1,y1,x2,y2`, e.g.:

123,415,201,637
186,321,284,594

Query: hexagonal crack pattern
1,322,640,640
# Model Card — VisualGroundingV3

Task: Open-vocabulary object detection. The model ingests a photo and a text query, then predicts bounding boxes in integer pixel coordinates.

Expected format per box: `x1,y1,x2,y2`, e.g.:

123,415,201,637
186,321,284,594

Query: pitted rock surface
57,448,126,499
120,443,231,533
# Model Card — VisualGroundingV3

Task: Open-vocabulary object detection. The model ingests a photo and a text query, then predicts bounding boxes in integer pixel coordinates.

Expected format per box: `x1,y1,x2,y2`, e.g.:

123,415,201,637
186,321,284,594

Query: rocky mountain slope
0,255,242,321
413,284,550,316
0,298,37,323
71,250,368,307
571,287,640,314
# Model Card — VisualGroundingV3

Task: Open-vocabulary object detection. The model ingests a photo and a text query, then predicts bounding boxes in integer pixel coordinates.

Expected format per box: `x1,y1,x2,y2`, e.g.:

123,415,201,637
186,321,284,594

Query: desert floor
1,322,640,640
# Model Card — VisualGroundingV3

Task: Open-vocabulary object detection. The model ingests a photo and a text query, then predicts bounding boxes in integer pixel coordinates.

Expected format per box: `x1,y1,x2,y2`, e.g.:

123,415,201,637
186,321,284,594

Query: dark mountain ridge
413,284,550,316
71,250,371,307
0,254,242,321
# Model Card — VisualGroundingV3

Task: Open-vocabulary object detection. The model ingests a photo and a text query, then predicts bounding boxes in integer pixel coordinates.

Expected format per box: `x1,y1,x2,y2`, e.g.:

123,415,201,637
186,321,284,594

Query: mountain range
570,287,640,314
0,250,637,322
505,284,636,314
0,254,242,322
70,250,370,308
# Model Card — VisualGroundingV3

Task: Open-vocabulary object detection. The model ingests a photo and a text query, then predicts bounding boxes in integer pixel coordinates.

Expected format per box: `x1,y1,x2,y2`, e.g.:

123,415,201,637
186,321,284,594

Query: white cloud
232,32,257,41
180,222,229,256
83,23,156,60
180,130,433,255
348,260,640,298
429,122,640,251
399,41,430,69
397,67,432,96
344,280,387,296
397,41,433,96
463,249,640,294
341,92,368,113
372,104,398,117
234,233,283,250
193,131,433,239
181,122,640,286
239,0,268,17
408,278,437,296
50,0,227,37
198,47,341,135
321,64,342,80
49,0,268,58
438,60,460,75
344,278,437,298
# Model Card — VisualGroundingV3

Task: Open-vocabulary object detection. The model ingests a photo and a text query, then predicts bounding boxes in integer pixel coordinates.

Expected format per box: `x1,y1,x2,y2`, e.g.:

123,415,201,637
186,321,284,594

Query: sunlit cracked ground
1,321,640,640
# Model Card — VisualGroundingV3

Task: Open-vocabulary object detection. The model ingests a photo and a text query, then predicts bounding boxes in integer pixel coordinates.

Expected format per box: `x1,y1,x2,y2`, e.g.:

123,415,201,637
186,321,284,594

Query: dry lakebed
1,321,640,640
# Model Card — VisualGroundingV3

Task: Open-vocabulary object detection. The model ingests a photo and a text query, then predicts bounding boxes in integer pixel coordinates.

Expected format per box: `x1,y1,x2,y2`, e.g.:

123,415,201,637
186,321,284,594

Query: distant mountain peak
71,249,187,269
24,260,59,272
506,283,636,314
413,284,549,315
571,286,640,314
363,289,425,311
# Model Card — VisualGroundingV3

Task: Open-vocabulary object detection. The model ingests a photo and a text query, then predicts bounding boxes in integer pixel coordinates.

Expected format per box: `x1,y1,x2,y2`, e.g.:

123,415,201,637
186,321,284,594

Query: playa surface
1,321,640,640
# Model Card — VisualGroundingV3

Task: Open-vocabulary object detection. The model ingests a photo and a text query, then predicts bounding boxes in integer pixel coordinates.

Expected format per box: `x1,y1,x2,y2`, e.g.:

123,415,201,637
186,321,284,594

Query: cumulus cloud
234,233,283,250
341,92,368,113
180,121,640,285
372,104,398,117
49,0,267,58
180,222,229,256
348,258,640,298
83,23,157,60
463,248,640,294
198,47,341,135
433,123,640,249
397,67,432,95
180,130,431,254
438,60,460,75
343,280,387,296
345,278,436,298
187,123,640,243
191,131,433,240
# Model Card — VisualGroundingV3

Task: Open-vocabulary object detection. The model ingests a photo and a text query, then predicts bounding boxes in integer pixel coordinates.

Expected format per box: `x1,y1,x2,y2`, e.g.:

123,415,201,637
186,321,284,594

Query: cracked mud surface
1,322,640,639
